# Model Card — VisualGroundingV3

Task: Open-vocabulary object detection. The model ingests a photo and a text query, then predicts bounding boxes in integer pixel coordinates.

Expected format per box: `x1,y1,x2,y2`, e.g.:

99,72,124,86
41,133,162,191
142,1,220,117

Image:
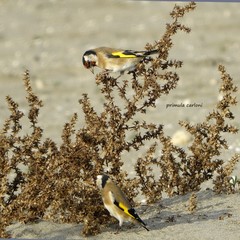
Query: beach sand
5,190,240,239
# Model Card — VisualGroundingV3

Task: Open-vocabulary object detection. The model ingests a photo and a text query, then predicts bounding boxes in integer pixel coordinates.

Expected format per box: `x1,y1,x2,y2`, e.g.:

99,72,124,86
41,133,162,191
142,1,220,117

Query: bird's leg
101,69,122,80
128,70,137,80
102,69,110,75
115,71,124,80
114,225,121,234
144,56,154,63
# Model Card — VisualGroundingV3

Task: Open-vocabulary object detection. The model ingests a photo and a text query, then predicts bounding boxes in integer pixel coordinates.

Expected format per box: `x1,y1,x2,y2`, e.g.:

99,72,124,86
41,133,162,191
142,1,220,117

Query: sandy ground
6,190,240,240
0,0,240,239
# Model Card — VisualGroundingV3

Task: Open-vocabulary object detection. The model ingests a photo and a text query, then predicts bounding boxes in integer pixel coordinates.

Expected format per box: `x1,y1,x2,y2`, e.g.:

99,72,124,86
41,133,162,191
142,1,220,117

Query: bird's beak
90,67,94,74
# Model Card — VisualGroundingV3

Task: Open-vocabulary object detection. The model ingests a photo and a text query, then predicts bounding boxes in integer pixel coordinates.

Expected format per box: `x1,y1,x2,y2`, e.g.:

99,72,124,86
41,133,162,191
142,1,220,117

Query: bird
82,47,158,76
96,174,149,232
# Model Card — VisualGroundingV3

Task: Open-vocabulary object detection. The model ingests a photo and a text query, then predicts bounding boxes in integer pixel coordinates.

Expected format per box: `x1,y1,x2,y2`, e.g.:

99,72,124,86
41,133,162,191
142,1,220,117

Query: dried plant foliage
188,192,197,213
0,2,239,237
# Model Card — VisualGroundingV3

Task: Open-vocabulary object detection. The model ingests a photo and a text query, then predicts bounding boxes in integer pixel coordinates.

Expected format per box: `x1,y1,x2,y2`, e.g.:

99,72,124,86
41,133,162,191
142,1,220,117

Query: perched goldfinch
82,47,158,75
96,174,149,231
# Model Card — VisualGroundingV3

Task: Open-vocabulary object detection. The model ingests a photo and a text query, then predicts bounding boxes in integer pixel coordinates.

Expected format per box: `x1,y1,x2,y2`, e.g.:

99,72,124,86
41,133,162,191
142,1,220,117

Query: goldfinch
82,47,158,75
96,174,149,231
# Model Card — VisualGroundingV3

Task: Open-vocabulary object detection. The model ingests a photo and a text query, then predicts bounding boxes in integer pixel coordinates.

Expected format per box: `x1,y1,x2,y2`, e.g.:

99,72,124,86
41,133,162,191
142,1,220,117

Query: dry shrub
188,192,197,213
0,2,239,237
135,65,239,201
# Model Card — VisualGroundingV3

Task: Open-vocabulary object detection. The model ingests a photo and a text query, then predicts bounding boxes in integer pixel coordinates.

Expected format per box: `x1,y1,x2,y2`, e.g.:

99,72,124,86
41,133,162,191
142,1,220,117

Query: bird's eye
90,61,96,67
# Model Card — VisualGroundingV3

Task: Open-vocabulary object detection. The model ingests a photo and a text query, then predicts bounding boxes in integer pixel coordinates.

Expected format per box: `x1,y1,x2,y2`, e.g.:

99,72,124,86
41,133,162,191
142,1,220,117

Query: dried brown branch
0,2,239,237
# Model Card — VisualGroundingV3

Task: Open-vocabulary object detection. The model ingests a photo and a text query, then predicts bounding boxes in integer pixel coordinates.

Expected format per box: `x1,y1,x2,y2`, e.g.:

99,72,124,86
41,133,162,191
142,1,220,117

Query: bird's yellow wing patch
111,51,137,58
111,191,149,230
118,202,135,219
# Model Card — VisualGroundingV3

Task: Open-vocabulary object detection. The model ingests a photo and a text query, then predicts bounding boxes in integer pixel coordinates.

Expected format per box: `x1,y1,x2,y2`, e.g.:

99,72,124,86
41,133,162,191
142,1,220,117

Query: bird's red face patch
83,59,96,69
83,60,96,74
82,50,97,69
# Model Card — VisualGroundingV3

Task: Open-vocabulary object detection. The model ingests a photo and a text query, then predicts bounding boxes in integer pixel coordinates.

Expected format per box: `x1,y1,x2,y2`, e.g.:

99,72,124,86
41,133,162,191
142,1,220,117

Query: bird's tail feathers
144,49,158,56
128,208,150,231
142,224,150,231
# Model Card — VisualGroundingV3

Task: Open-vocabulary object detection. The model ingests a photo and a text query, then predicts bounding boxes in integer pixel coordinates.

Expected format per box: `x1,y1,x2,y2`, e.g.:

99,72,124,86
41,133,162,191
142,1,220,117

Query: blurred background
0,0,239,167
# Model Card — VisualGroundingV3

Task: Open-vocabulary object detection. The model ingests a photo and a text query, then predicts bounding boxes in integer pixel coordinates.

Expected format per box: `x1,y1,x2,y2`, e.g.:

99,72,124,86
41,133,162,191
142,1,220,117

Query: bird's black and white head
96,174,109,190
82,50,98,73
